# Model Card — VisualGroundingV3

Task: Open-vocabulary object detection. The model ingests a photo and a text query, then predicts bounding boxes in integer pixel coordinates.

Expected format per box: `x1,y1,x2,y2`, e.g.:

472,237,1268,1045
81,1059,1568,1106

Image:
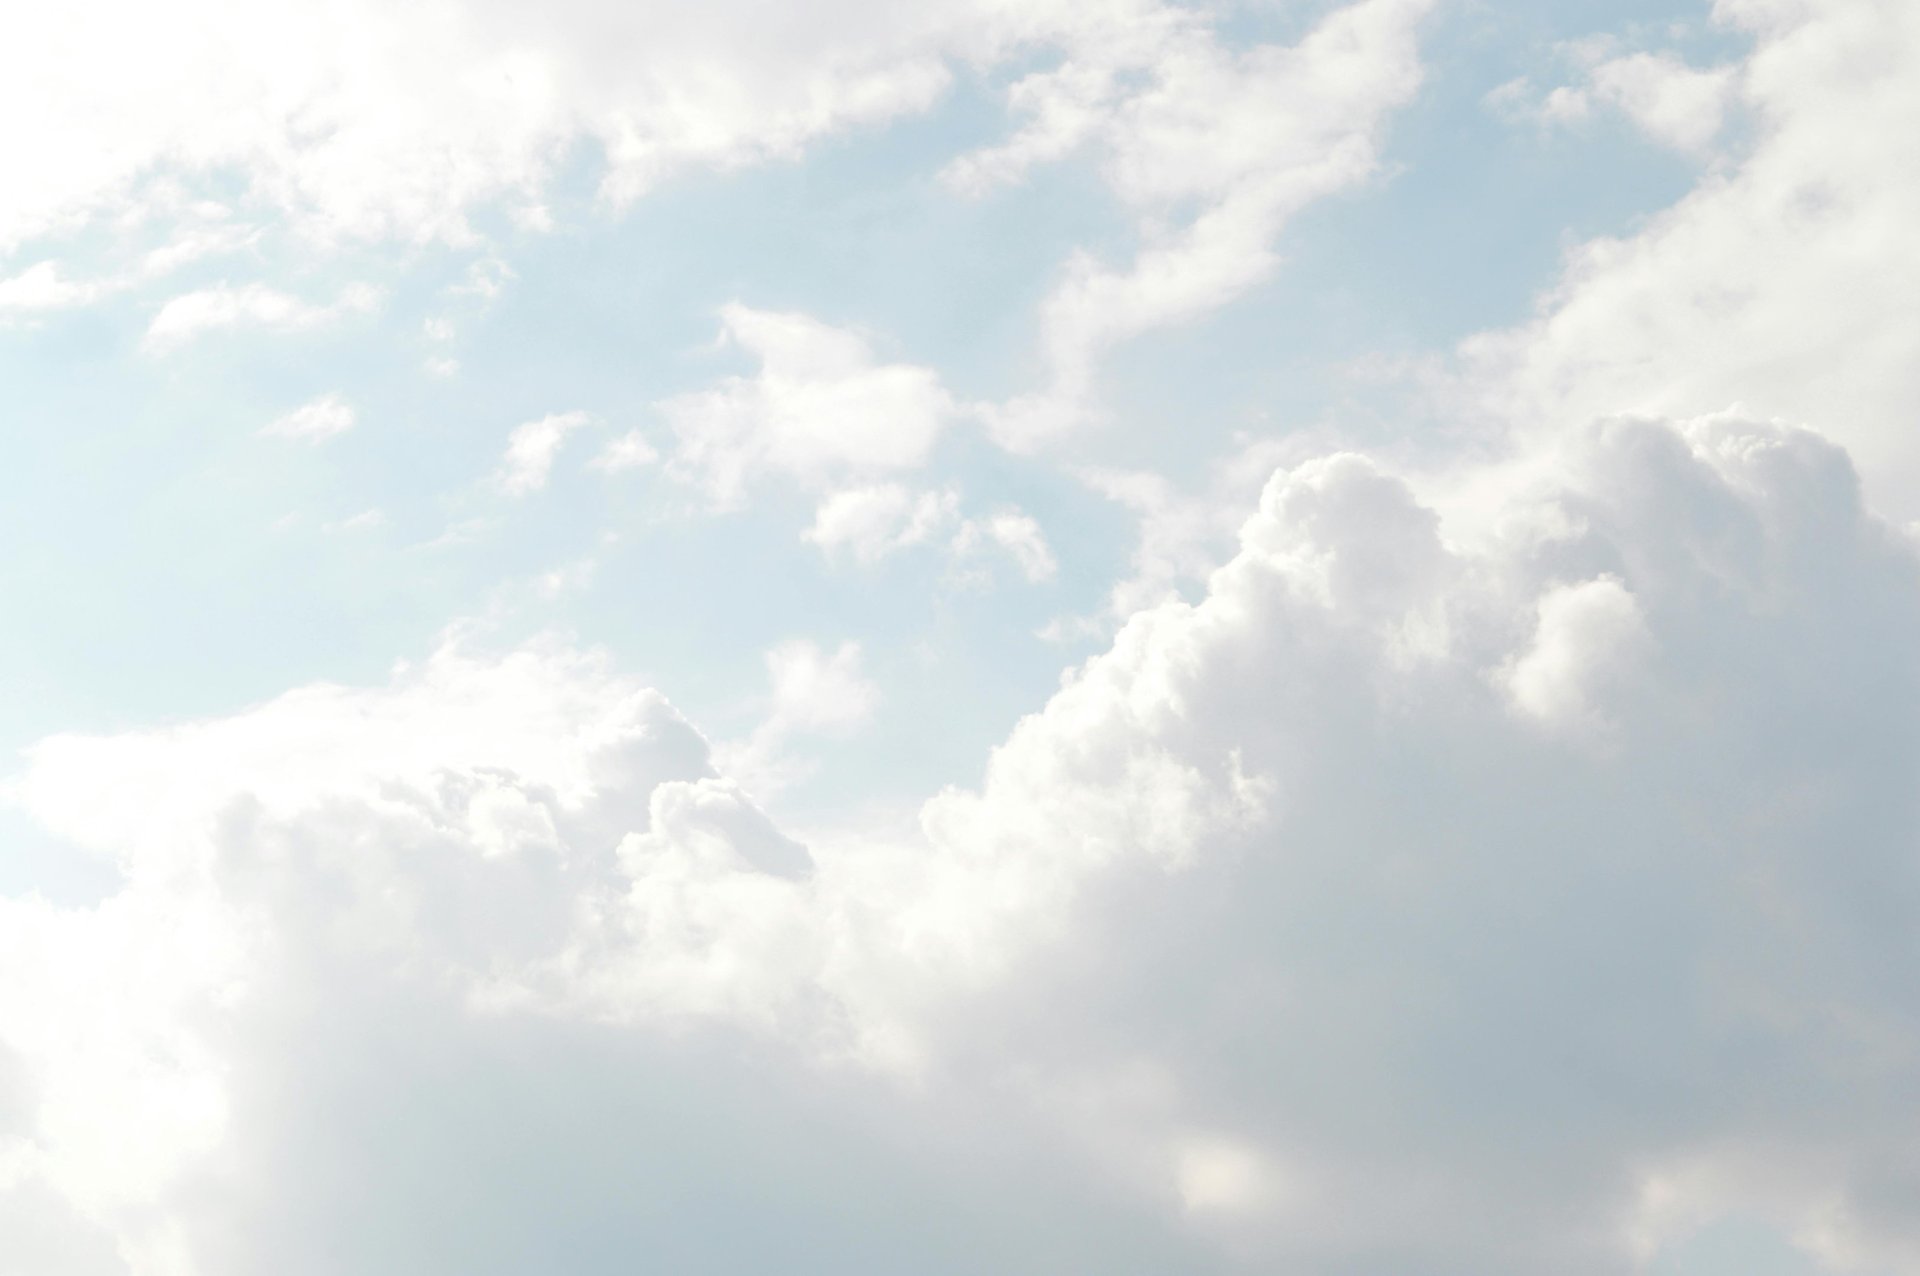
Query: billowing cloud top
4,2,1920,1274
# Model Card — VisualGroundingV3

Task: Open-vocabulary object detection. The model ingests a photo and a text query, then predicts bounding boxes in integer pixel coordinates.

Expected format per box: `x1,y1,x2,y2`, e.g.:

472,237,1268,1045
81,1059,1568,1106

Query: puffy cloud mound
665,305,959,508
1465,0,1920,520
5,415,1920,1274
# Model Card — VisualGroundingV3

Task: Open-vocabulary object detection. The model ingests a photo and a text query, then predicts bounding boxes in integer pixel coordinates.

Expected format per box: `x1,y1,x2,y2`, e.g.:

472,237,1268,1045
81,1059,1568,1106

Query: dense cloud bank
6,413,1917,1273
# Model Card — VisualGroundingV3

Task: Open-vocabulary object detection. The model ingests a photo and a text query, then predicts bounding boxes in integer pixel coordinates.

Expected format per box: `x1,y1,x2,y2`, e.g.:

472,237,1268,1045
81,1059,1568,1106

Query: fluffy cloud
1,0,1405,261
805,484,1057,584
0,262,104,315
1532,49,1739,154
665,306,958,507
713,638,881,798
259,393,356,443
967,0,1434,446
6,411,1918,1273
1463,0,1920,522
0,0,1439,423
0,0,954,251
494,410,593,496
1501,574,1651,744
953,510,1058,583
0,224,258,325
143,282,381,353
804,484,961,565
588,430,658,474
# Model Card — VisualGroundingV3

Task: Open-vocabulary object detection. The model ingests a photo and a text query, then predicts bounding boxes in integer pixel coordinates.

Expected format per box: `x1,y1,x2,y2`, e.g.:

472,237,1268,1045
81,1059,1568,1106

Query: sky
2,0,1919,1272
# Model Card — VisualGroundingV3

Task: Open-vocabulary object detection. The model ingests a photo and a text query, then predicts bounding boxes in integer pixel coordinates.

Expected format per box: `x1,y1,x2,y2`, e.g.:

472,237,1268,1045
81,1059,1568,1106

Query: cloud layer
7,411,1918,1273
8,2,1920,1273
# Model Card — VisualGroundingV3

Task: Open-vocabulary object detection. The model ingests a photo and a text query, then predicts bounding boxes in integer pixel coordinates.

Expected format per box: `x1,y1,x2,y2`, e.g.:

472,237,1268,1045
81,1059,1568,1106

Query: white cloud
1495,47,1737,156
715,638,881,797
805,485,1055,584
964,0,1434,447
1501,574,1651,744
7,414,1919,1274
763,638,879,738
0,220,255,329
954,509,1058,583
1562,52,1737,154
137,220,256,277
0,221,257,325
805,483,960,565
589,430,659,474
9,6,1920,1272
319,508,386,535
665,305,957,506
1042,436,1303,641
143,281,381,353
0,0,1309,260
260,393,356,443
0,0,964,252
1459,0,1920,521
534,557,597,599
0,262,103,315
494,410,593,496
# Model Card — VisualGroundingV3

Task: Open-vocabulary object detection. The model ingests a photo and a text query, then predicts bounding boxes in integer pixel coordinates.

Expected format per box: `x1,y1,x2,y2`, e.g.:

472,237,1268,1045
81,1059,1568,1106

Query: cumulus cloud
0,0,961,251
1530,50,1739,155
1501,574,1651,745
966,0,1434,446
1460,0,1920,521
804,484,1055,584
762,639,880,740
0,225,256,324
953,509,1058,583
805,484,960,565
494,410,593,496
143,281,381,353
5,413,1919,1273
0,0,1385,262
259,393,355,443
589,430,658,474
1039,437,1302,642
714,638,881,797
10,9,1920,1274
0,262,104,315
665,305,957,507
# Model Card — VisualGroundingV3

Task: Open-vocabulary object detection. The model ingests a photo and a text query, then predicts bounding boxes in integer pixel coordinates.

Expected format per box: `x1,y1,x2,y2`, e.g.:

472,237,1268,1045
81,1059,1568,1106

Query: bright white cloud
6,2,1920,1274
1501,574,1651,744
0,0,954,251
968,0,1434,446
1540,50,1739,154
715,638,881,798
1461,0,1920,521
0,225,257,323
143,281,381,353
0,262,102,315
1041,437,1301,642
494,410,593,496
7,413,1919,1274
805,484,1056,584
956,509,1058,583
805,483,960,565
0,0,1302,257
666,305,958,506
590,430,658,474
763,638,879,739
